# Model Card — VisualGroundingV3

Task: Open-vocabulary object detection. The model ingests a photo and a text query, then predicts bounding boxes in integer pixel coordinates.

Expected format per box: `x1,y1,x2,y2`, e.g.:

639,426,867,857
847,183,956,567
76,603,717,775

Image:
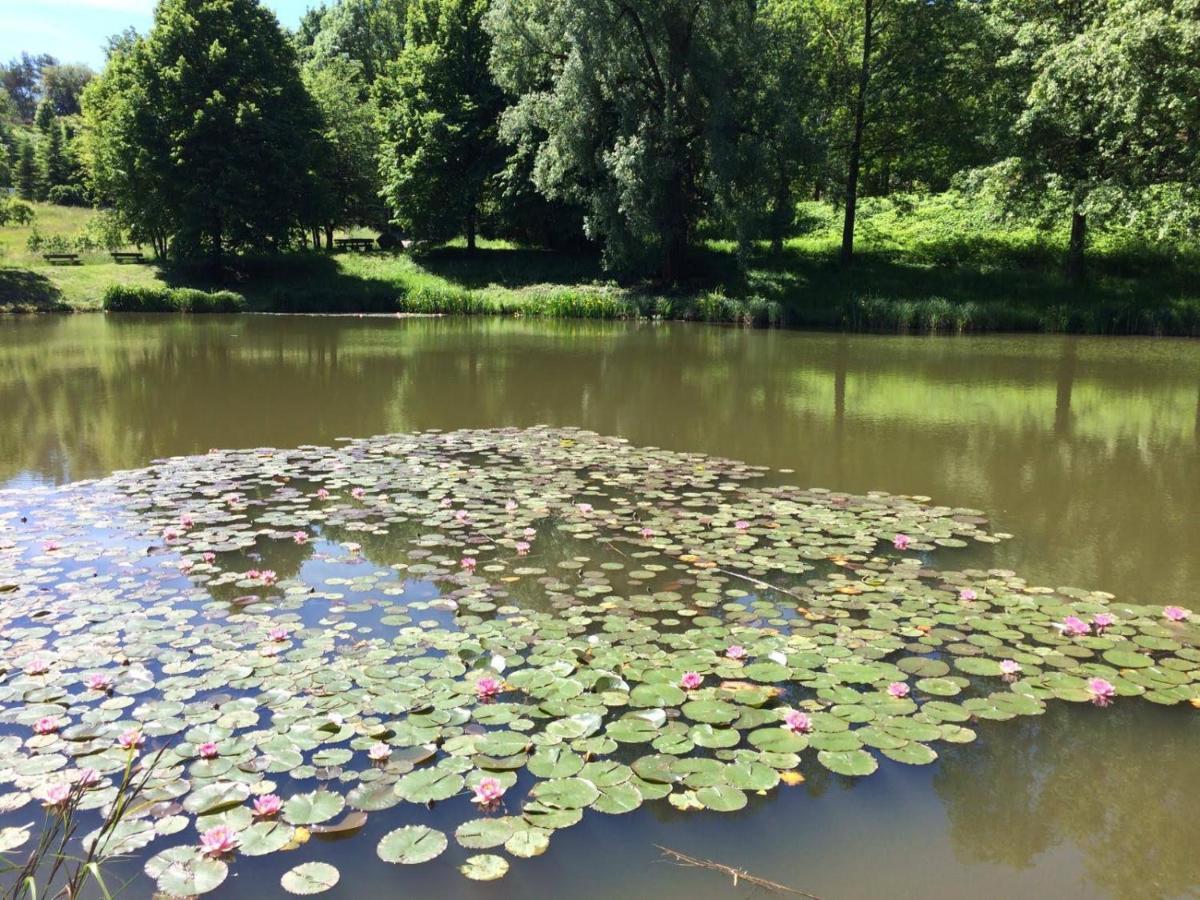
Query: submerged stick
655,845,821,898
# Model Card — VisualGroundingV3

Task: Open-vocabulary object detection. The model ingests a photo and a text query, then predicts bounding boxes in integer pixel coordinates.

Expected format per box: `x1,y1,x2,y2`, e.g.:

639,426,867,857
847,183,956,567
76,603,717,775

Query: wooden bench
334,238,376,253
110,251,146,264
42,253,80,266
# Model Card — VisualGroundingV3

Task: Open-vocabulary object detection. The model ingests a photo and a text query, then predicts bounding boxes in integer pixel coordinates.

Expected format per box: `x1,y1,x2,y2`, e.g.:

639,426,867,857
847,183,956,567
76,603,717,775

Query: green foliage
102,284,246,313
82,0,328,259
0,52,56,122
0,198,34,227
16,139,36,200
40,64,95,116
301,0,408,86
376,0,503,249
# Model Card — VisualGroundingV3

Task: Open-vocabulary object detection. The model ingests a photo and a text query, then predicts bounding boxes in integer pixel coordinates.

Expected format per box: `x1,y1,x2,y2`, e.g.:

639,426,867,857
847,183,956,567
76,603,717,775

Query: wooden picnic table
42,253,81,266
110,251,146,264
334,238,376,252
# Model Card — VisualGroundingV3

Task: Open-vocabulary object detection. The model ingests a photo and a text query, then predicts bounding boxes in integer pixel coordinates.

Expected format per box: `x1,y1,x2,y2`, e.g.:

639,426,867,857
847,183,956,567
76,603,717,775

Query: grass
2,196,1199,334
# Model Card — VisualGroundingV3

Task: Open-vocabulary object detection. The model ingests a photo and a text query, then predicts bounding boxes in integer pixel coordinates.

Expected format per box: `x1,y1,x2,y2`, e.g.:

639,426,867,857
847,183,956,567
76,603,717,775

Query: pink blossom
893,534,911,551
25,657,50,675
515,541,530,556
253,794,282,817
783,710,813,734
725,645,747,660
680,672,703,690
522,527,536,538
640,526,654,539
461,557,477,571
1061,615,1090,637
199,825,239,858
1088,677,1117,707
471,777,505,806
267,626,289,642
887,681,910,698
40,783,71,807
351,488,366,500
455,510,470,523
735,520,750,532
1164,606,1190,622
293,531,308,545
259,570,277,585
368,742,391,761
1092,612,1116,633
346,542,362,554
197,741,219,759
577,503,593,514
505,500,518,512
118,729,144,750
163,528,179,542
33,716,58,735
178,559,194,573
999,659,1022,677
84,673,114,692
440,498,452,508
42,540,60,553
202,552,216,564
316,488,330,500
958,588,978,601
75,767,100,788
475,677,501,700
246,569,261,580
180,514,194,528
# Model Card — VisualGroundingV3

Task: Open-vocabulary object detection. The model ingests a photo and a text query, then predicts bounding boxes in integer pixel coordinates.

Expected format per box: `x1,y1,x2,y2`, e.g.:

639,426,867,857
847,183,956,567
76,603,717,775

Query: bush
102,285,245,313
47,185,89,207
0,198,35,226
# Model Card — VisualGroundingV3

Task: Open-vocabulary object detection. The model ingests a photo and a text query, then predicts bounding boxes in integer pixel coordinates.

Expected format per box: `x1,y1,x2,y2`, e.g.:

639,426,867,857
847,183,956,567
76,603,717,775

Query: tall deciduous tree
376,0,503,249
82,0,327,260
303,0,409,87
41,64,95,116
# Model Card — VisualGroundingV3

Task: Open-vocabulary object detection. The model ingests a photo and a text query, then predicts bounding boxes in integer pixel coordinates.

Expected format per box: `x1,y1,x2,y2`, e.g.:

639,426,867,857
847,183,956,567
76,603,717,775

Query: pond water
0,315,1198,899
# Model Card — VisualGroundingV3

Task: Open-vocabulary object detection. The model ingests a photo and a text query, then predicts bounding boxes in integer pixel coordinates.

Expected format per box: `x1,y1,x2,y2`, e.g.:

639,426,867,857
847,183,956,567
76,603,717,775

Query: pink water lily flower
179,514,194,528
199,825,239,858
202,552,216,564
178,559,194,573
455,509,471,523
259,570,277,585
25,657,50,675
1092,612,1116,633
368,742,391,761
725,645,747,660
75,767,100,788
522,527,536,538
351,488,366,499
576,503,593,514
893,534,911,551
33,716,59,735
316,488,330,500
1164,606,1190,622
958,588,978,601
735,520,750,532
267,626,289,642
118,729,144,750
84,673,114,692
471,777,505,806
461,557,477,571
999,659,1022,679
1061,615,1090,637
293,531,308,545
253,794,282,817
505,500,518,512
475,677,501,700
1088,677,1117,707
640,526,654,539
783,710,813,734
40,783,71,807
163,528,179,542
887,681,910,698
197,742,219,759
515,541,530,556
680,672,703,690
245,569,261,580
42,540,61,552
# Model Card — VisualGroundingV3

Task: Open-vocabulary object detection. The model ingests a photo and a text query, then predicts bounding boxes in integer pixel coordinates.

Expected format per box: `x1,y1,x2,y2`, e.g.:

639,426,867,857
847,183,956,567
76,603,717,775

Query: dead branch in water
655,845,822,898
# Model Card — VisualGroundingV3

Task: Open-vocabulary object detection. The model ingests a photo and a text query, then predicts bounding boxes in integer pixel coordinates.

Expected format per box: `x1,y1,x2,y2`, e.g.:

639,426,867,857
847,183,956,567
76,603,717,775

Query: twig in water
655,845,822,898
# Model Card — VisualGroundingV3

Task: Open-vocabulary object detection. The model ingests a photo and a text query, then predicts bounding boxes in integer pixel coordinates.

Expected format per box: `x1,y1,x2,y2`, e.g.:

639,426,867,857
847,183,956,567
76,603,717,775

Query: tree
0,141,10,190
16,139,37,200
376,0,503,249
82,0,328,260
304,0,408,87
41,64,95,116
487,0,767,279
302,55,385,246
0,53,56,122
983,0,1200,279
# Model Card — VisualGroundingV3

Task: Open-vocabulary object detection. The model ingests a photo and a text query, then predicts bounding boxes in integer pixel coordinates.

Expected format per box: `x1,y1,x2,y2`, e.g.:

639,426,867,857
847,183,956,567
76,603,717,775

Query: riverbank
3,198,1199,335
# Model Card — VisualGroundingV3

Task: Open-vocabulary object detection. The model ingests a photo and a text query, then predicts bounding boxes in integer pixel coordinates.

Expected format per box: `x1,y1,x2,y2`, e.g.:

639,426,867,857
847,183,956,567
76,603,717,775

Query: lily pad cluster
0,427,1196,895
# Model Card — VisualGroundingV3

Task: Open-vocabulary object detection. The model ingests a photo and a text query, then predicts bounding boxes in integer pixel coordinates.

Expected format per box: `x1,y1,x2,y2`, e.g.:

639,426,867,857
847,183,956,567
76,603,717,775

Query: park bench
42,253,80,266
110,251,146,264
334,237,376,253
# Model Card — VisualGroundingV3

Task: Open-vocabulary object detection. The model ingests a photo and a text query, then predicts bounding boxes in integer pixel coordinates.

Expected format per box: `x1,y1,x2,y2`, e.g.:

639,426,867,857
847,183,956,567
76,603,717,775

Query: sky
0,0,314,70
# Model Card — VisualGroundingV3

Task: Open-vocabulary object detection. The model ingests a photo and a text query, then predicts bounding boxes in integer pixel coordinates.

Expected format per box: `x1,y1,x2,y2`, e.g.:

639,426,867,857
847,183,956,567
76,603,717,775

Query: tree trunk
1066,211,1087,282
466,207,477,252
325,225,335,250
841,0,874,267
771,175,790,256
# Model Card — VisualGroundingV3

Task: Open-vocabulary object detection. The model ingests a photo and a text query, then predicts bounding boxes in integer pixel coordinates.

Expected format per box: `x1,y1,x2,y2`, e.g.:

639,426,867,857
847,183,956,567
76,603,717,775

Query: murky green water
1,315,1198,899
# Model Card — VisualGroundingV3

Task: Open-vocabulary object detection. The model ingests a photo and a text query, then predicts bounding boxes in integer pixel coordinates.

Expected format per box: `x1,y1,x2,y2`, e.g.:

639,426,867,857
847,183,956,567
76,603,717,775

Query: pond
0,315,1198,899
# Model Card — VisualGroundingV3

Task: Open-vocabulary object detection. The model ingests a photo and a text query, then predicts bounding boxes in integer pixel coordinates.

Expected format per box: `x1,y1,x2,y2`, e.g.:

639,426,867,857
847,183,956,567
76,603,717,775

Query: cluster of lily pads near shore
0,427,1196,895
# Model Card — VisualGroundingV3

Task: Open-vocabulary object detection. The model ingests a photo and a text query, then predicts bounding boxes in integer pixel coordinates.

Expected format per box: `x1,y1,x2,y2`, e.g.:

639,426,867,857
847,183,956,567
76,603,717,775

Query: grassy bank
3,197,1199,335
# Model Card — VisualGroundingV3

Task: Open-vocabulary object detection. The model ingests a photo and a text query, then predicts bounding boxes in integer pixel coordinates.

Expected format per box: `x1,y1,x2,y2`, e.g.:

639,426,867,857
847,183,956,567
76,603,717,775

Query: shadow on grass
0,268,69,312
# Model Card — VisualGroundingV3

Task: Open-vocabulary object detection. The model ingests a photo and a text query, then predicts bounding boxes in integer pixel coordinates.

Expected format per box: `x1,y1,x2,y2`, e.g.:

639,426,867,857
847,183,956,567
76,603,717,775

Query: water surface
1,315,1198,898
